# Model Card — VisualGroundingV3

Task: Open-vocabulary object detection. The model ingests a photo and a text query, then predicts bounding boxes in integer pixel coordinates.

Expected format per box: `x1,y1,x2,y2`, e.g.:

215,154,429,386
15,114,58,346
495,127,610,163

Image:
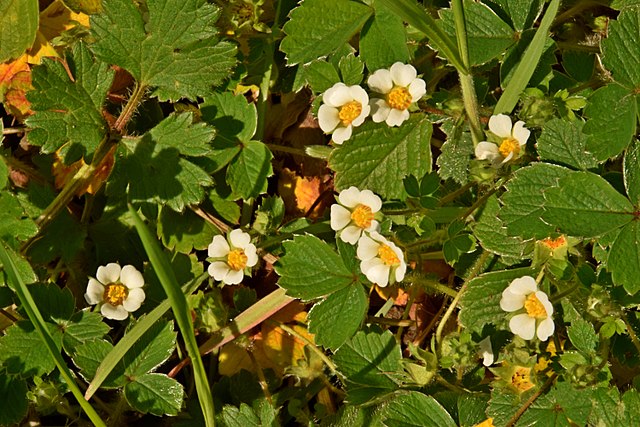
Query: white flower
475,114,531,167
357,231,407,287
367,62,426,127
85,263,146,321
208,229,258,285
478,337,494,367
500,276,554,341
318,82,370,144
330,186,382,244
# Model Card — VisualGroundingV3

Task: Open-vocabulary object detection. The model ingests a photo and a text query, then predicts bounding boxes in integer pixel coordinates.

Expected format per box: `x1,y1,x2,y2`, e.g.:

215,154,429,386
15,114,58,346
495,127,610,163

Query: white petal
340,225,363,245
478,337,494,366
85,279,104,305
338,186,362,208
500,289,526,312
408,78,426,101
367,69,393,94
208,235,230,258
394,262,407,283
509,276,538,295
122,288,145,312
475,141,501,161
120,265,144,289
365,262,391,287
349,85,369,106
322,83,348,107
244,244,259,267
368,219,380,233
488,114,513,138
332,125,352,145
537,318,555,341
509,313,536,340
229,229,251,249
351,104,370,127
97,263,121,285
536,291,554,316
502,150,515,163
224,268,244,285
359,190,382,212
385,108,410,127
357,234,380,260
370,99,391,123
318,105,340,133
331,204,353,230
390,62,417,87
101,303,129,321
208,261,230,281
512,120,530,145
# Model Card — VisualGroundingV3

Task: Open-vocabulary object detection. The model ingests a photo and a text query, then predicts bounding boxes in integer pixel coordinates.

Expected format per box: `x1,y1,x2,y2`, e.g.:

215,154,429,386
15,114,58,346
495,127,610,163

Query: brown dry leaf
51,146,116,196
0,54,33,117
218,342,254,376
278,167,327,217
374,285,410,306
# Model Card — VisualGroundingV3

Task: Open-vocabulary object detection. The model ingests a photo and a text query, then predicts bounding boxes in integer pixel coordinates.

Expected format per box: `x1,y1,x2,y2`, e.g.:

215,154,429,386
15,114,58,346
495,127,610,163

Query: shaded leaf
124,373,184,416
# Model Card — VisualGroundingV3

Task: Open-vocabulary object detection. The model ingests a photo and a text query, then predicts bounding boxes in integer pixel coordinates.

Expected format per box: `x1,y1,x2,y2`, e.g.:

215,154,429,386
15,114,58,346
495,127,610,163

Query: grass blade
493,0,560,115
0,242,106,427
128,205,215,426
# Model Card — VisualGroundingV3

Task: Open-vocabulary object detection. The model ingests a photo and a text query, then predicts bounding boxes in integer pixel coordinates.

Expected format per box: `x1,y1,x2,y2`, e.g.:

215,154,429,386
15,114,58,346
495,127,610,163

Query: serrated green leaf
602,7,640,89
492,0,543,31
62,311,110,355
381,391,457,427
567,317,598,354
624,139,640,205
457,393,490,427
72,339,127,388
28,284,75,322
536,118,599,170
91,0,236,100
611,0,640,9
517,382,592,426
0,0,38,63
27,212,86,263
26,43,113,161
304,60,341,93
359,4,410,72
329,117,432,200
0,192,38,248
499,163,572,239
542,171,634,238
459,267,537,333
440,0,516,66
333,329,402,390
201,92,257,144
308,284,367,350
589,387,626,426
0,320,62,377
123,320,176,378
275,235,357,300
226,140,273,199
280,0,372,66
338,53,364,85
436,119,473,184
583,84,637,161
158,207,219,254
608,221,640,294
0,372,28,426
220,403,260,427
124,373,184,416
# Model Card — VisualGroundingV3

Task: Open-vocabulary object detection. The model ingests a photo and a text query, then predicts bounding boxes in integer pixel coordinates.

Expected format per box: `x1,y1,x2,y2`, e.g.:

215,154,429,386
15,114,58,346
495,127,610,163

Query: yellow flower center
227,249,248,271
474,418,496,427
386,86,413,110
499,137,520,158
524,293,547,319
338,101,362,126
350,204,374,229
378,244,400,267
103,283,128,306
540,235,567,250
511,367,534,392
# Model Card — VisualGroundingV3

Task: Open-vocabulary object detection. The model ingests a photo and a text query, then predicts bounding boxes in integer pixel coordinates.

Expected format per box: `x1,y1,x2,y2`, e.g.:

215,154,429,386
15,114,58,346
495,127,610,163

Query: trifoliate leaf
536,118,599,170
308,284,367,350
608,221,640,294
123,320,176,378
200,92,257,144
0,191,38,248
91,0,237,100
26,42,113,162
542,171,634,238
26,211,86,263
601,7,640,89
280,0,372,66
359,4,410,72
381,391,457,427
124,373,184,416
226,140,273,200
623,139,640,205
0,320,62,377
275,235,359,301
0,0,39,63
436,117,473,184
157,206,219,254
61,311,110,355
0,373,28,426
516,382,592,427
329,116,432,200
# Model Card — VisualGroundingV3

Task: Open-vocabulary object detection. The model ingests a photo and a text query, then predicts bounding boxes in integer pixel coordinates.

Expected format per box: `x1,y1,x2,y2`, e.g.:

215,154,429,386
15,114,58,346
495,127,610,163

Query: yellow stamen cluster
540,235,567,250
227,249,248,271
350,204,374,229
524,293,547,319
499,137,520,158
338,101,363,125
386,86,412,110
103,283,128,306
511,367,534,392
378,244,400,266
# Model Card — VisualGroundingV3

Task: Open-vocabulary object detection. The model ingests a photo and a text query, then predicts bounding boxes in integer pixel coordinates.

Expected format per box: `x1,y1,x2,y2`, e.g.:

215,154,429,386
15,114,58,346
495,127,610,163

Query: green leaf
329,117,432,200
583,84,637,161
459,267,538,333
457,393,490,427
27,212,86,263
625,140,640,206
0,373,28,426
0,321,62,377
91,0,236,100
124,373,184,416
200,92,257,144
28,284,75,322
517,382,592,426
62,311,110,355
501,31,556,89
304,60,341,93
566,317,598,354
611,0,640,9
601,7,640,89
26,43,113,161
308,284,367,350
0,0,38,62
226,140,273,199
333,329,402,390
499,163,572,239
589,387,627,426
338,53,365,86
0,192,38,248
275,235,357,300
280,0,372,66
440,0,516,66
608,221,640,294
158,207,219,254
492,0,543,31
536,118,599,170
359,4,410,72
122,320,176,378
436,118,473,184
73,339,127,388
220,403,260,427
381,391,457,427
541,171,634,238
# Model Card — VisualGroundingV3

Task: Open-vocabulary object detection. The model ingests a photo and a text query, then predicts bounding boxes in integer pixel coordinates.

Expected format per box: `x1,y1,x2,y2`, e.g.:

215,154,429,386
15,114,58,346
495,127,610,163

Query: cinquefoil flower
500,276,554,341
475,114,530,167
367,62,426,127
85,263,145,321
318,82,370,144
331,186,382,244
208,229,258,285
357,231,407,287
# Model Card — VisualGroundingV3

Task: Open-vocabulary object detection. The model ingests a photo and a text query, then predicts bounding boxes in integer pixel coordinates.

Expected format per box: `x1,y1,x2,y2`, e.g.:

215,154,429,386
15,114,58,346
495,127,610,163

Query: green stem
622,313,640,356
113,83,147,134
459,186,499,220
411,275,458,298
451,0,470,70
2,126,26,135
275,321,338,374
458,71,484,146
506,374,558,427
266,143,308,157
438,181,476,206
549,283,579,303
240,198,254,228
419,250,445,260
